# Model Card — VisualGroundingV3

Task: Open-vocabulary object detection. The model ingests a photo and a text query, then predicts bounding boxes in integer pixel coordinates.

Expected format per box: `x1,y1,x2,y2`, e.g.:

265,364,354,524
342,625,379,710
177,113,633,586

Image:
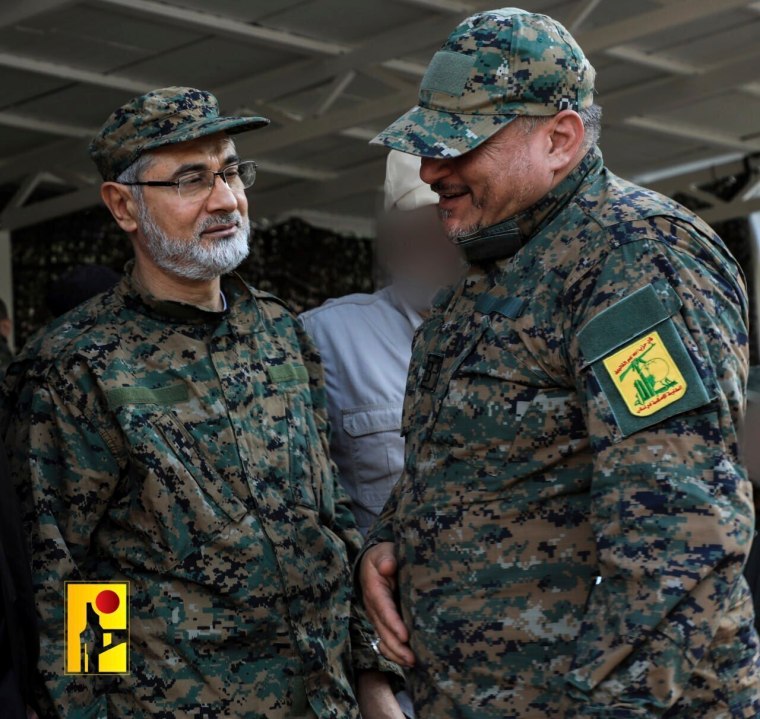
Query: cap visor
143,115,270,152
371,104,516,158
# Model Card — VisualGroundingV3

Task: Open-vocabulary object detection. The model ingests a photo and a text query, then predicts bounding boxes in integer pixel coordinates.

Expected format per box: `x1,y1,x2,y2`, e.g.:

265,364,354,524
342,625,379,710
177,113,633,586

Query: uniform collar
458,146,603,264
120,259,251,324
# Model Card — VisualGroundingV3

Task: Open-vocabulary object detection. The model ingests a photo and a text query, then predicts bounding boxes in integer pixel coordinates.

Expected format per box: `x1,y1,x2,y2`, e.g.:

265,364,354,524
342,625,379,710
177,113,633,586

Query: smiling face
132,133,251,281
419,117,558,240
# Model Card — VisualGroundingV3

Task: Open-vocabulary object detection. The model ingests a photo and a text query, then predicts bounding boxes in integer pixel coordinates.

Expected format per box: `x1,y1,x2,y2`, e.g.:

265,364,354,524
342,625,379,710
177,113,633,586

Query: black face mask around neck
454,217,523,263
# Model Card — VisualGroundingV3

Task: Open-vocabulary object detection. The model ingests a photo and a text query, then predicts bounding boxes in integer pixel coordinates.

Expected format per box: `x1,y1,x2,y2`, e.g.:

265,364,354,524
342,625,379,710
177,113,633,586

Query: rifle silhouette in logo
79,601,127,673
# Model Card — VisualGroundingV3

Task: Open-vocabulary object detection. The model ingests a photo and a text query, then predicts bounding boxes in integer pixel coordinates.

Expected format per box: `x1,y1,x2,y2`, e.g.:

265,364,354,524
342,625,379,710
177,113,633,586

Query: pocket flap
577,283,682,366
343,404,402,437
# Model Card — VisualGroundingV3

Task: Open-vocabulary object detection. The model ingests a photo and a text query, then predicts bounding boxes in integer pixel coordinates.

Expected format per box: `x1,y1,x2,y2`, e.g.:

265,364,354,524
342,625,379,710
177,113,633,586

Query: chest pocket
342,404,404,518
427,319,549,473
108,387,248,572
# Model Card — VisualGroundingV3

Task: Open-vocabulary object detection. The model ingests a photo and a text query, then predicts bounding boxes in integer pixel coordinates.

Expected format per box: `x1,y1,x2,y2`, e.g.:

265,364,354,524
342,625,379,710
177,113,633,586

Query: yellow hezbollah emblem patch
602,330,687,417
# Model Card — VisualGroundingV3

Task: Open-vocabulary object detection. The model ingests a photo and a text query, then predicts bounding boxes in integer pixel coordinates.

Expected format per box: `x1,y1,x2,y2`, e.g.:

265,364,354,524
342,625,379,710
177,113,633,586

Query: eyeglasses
118,160,257,200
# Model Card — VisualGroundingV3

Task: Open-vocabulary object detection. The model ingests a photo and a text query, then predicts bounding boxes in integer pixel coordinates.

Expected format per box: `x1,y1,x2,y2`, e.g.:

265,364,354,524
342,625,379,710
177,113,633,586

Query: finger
376,628,416,666
363,580,414,664
369,586,409,643
363,565,408,642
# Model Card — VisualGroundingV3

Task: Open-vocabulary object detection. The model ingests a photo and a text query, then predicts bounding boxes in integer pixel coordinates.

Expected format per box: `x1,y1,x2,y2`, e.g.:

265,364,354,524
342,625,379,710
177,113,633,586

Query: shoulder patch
578,283,712,438
602,330,688,417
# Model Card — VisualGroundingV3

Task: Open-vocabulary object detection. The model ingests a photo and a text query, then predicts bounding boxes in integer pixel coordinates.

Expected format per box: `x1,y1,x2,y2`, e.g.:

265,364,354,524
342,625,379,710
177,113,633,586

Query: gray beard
138,202,250,281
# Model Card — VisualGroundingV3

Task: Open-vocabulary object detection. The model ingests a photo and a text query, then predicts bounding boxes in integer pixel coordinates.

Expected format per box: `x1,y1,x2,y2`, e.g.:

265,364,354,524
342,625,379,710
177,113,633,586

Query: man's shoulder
247,285,300,322
17,287,122,368
579,168,703,233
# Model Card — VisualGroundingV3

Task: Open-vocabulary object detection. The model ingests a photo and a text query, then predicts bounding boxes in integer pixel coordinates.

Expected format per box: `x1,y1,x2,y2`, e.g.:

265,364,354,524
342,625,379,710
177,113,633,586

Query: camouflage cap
371,8,595,158
89,87,270,180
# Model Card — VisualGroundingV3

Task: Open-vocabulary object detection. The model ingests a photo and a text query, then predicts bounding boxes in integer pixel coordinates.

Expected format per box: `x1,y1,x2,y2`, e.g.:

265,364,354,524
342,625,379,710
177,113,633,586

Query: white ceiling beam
215,14,457,106
701,197,760,225
390,0,473,12
0,111,97,139
624,116,760,153
312,70,357,118
340,127,382,142
1,184,101,231
256,158,386,219
7,172,47,210
90,0,346,56
0,112,337,184
604,45,703,76
634,152,745,186
0,138,90,185
602,48,760,122
382,59,429,78
578,0,751,54
236,90,417,156
566,0,604,34
0,51,150,93
0,0,76,29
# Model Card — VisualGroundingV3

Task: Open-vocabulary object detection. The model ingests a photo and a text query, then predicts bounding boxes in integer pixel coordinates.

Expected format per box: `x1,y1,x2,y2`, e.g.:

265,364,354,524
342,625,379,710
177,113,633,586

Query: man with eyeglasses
0,87,402,718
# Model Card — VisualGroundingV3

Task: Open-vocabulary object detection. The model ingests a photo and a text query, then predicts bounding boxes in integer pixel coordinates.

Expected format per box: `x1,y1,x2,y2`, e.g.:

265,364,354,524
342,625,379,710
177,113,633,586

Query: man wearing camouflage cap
1,87,402,718
358,8,760,718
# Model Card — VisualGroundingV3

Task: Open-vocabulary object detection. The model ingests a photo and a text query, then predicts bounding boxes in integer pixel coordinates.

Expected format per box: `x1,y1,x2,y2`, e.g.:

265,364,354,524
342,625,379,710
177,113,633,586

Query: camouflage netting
9,207,757,365
10,207,374,349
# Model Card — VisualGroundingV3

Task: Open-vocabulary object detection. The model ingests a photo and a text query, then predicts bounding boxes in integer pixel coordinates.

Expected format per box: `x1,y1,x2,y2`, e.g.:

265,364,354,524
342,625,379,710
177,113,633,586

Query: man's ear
545,109,586,174
100,182,140,234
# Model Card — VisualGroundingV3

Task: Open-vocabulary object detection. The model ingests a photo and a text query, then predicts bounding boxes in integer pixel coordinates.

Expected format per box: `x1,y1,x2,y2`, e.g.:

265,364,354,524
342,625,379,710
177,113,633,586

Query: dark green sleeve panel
577,282,712,438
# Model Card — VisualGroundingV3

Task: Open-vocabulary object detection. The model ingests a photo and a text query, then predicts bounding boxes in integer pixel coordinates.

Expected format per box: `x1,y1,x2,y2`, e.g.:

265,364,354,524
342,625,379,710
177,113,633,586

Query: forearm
567,431,754,713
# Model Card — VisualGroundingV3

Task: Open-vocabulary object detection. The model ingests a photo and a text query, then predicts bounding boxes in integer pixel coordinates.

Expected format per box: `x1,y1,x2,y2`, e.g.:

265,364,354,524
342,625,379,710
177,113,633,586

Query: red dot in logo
95,589,120,614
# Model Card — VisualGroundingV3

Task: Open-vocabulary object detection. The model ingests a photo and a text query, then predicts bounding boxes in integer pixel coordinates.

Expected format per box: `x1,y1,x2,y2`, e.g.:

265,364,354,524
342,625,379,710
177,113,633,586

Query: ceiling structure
0,0,759,236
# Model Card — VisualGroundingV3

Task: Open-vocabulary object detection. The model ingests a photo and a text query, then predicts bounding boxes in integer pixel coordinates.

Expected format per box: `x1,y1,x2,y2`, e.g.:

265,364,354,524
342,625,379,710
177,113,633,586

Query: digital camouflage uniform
0,335,12,377
363,7,760,718
1,267,394,718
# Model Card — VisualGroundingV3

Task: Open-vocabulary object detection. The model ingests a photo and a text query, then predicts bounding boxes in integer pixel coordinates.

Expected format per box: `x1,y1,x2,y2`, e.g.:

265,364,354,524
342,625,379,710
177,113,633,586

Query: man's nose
420,156,450,187
205,173,239,214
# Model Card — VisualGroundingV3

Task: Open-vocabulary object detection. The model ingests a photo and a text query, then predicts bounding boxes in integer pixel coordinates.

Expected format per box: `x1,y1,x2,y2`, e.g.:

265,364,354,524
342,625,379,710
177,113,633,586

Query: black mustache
431,182,470,195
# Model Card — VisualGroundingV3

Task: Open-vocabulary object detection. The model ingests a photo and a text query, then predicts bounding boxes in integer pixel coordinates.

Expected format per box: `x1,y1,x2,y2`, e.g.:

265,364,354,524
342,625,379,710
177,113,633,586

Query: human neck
132,253,223,312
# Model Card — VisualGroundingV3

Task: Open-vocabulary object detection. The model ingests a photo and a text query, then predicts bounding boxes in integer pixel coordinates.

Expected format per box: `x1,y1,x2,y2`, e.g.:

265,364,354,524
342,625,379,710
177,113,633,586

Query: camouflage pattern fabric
0,335,12,377
89,87,269,181
1,264,398,718
371,8,595,158
362,147,760,717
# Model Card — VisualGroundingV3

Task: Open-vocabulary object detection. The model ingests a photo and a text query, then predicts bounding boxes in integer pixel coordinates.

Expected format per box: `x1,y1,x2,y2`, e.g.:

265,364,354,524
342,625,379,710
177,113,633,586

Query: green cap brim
141,115,270,154
370,104,517,158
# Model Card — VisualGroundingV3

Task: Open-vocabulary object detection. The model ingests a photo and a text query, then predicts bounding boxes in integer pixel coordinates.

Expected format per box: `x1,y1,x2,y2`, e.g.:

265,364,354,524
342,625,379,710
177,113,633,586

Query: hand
26,707,39,719
356,670,406,719
359,542,415,666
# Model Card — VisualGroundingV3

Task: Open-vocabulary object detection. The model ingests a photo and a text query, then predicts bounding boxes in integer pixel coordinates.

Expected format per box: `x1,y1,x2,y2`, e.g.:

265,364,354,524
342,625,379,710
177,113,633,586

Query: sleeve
562,226,755,716
294,320,404,680
3,363,123,719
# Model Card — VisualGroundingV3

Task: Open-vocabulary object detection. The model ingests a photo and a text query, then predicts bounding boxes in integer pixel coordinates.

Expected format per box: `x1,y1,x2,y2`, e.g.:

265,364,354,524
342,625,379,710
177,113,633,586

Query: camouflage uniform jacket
0,335,12,378
363,148,760,717
1,266,394,718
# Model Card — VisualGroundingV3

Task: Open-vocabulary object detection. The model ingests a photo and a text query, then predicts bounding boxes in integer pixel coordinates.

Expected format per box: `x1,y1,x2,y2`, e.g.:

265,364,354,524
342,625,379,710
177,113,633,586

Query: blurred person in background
300,150,463,719
301,150,463,538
